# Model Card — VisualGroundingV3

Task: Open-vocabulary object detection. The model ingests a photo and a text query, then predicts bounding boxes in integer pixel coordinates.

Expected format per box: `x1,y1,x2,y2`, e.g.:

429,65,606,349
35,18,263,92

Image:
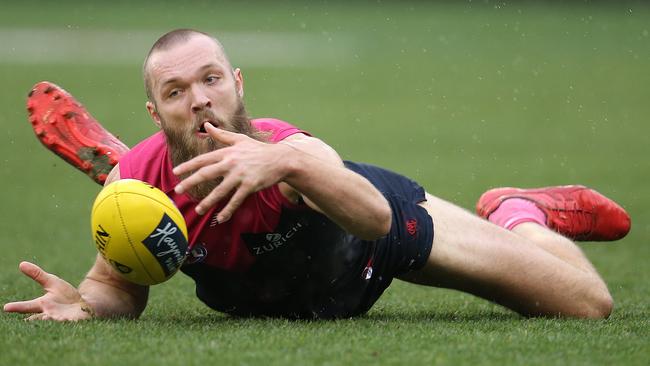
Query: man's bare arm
173,124,392,240
277,133,392,239
78,164,149,318
78,253,149,319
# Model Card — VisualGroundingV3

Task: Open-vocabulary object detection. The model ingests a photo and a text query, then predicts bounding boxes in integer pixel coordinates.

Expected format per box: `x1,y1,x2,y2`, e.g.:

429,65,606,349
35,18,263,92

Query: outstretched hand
173,123,293,222
3,261,93,321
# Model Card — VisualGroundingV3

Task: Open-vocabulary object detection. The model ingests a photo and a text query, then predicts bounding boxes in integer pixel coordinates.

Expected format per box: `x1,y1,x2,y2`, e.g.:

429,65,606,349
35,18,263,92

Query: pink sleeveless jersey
119,118,309,272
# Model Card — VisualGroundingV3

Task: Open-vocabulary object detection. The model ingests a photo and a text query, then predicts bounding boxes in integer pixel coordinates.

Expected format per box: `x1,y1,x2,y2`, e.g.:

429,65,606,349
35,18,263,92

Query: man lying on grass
4,29,630,321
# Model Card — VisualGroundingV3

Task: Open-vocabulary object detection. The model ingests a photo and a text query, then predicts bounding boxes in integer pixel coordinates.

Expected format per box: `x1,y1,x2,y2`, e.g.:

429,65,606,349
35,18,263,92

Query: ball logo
94,224,111,256
109,259,133,274
141,213,189,276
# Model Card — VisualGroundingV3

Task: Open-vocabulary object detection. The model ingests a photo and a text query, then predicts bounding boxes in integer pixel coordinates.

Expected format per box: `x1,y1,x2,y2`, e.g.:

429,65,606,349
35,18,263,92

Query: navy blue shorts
334,161,435,317
182,161,434,319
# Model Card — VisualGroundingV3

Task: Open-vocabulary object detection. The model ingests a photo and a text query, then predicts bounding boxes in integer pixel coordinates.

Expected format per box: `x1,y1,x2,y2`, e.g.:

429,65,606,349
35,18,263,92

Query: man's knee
583,289,613,319
564,285,613,319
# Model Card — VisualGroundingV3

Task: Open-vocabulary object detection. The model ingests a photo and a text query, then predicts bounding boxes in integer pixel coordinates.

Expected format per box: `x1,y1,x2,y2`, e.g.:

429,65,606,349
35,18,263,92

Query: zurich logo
266,233,282,242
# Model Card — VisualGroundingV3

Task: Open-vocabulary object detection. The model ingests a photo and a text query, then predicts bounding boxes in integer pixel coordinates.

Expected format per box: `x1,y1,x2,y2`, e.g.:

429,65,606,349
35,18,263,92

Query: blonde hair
142,29,229,102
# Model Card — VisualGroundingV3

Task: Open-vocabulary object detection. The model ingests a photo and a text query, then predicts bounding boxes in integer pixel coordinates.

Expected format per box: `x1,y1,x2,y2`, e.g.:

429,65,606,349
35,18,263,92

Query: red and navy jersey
119,119,433,319
119,118,309,272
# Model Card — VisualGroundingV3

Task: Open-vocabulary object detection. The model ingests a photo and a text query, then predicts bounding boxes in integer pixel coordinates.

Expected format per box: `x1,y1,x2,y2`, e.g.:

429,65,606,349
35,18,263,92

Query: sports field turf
1,1,649,365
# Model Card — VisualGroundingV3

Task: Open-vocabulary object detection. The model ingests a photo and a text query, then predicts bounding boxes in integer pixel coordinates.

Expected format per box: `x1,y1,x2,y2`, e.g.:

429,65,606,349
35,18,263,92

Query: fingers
4,298,43,314
25,313,48,321
213,186,251,223
173,124,249,177
172,125,245,177
25,313,82,322
194,173,241,216
173,149,224,178
18,261,54,289
172,123,265,218
179,165,255,220
175,161,228,196
205,122,244,145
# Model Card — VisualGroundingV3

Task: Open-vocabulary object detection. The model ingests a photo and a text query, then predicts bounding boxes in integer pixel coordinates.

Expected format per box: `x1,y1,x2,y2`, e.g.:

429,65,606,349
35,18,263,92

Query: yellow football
90,179,189,285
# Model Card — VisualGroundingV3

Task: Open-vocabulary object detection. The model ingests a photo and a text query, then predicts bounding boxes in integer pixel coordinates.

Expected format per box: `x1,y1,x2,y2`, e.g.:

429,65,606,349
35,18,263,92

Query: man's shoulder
119,131,172,189
121,130,167,165
252,117,293,132
251,117,310,142
127,130,167,154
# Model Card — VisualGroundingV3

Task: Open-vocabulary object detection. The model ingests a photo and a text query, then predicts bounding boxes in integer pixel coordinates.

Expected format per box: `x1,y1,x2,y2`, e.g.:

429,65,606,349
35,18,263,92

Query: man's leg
400,192,621,318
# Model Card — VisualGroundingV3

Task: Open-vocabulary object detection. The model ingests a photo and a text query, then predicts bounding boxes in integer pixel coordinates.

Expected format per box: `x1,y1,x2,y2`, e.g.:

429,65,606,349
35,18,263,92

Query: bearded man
5,29,630,321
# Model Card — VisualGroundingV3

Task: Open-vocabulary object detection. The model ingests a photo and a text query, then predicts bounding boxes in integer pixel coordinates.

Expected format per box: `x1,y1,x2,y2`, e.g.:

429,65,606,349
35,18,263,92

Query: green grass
1,1,649,365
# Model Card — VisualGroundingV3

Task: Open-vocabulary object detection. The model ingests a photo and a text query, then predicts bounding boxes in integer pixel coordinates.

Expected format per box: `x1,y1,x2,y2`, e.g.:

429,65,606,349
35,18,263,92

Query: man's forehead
147,35,230,79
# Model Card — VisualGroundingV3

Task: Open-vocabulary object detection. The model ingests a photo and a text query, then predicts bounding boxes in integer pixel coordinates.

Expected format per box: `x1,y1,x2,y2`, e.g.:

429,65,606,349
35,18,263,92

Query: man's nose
190,86,212,112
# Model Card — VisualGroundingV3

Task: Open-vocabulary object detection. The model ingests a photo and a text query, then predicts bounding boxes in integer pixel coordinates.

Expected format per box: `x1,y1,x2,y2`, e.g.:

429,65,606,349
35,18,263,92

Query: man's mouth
197,120,219,133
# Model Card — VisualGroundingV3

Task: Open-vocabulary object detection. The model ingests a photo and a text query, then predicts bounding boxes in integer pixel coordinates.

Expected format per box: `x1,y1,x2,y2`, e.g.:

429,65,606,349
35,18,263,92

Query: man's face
145,35,254,198
146,34,245,141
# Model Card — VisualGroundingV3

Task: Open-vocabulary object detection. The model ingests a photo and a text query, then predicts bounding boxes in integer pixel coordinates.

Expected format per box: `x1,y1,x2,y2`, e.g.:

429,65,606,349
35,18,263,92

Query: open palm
3,262,93,321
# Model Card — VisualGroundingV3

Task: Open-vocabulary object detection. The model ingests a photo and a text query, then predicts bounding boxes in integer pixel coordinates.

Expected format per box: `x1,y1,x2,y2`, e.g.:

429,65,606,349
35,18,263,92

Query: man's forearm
283,149,392,240
78,256,149,319
78,277,149,319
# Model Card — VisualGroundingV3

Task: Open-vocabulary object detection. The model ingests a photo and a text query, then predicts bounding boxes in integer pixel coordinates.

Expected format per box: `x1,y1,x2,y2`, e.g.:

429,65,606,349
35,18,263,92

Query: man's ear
234,68,244,98
146,101,162,129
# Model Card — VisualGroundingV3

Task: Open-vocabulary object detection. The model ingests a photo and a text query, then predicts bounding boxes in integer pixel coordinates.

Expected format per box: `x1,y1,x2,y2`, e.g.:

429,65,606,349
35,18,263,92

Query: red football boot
27,81,129,185
476,185,631,241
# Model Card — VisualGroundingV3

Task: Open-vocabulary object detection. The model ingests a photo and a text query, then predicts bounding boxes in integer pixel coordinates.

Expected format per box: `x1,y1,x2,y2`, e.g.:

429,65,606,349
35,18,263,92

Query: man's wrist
276,141,303,180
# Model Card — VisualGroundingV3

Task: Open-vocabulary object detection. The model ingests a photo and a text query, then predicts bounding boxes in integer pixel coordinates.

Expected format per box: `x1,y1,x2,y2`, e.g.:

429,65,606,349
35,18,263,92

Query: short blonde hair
142,29,229,102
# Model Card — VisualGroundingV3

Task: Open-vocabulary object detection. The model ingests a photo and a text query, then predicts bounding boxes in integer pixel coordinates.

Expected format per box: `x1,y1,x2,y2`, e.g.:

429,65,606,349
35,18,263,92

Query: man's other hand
173,123,293,222
3,261,94,321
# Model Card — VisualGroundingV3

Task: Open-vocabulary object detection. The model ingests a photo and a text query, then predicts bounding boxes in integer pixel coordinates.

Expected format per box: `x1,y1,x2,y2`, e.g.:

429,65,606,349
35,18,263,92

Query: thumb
205,123,242,145
19,261,54,289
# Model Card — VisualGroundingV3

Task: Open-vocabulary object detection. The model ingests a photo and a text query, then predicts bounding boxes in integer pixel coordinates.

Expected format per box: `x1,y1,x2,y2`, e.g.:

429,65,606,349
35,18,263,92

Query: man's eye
169,89,180,98
206,76,219,84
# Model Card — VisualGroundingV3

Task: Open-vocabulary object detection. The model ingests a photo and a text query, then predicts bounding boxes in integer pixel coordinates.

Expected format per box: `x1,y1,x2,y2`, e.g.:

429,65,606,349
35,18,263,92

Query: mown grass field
1,1,648,365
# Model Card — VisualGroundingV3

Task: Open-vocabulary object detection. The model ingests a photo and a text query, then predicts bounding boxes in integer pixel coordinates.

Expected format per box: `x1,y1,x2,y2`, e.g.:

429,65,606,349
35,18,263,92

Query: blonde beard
160,101,268,200
168,129,222,200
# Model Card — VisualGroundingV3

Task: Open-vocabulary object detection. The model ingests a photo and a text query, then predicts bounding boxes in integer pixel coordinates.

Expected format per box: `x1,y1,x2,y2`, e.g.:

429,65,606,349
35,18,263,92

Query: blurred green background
1,1,648,365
